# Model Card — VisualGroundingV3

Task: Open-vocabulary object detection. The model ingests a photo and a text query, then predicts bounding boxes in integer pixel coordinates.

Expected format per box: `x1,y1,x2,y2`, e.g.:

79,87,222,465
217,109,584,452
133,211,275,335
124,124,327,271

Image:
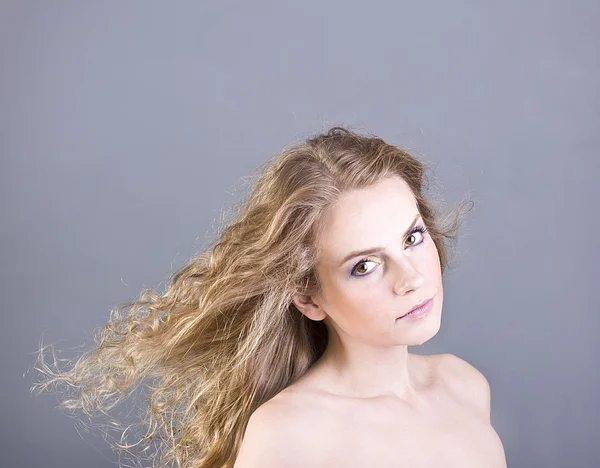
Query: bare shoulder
438,353,492,423
234,393,313,468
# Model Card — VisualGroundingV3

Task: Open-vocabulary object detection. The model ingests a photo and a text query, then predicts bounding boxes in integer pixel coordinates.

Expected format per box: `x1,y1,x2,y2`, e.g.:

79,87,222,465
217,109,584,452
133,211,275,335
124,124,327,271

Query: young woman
32,126,507,467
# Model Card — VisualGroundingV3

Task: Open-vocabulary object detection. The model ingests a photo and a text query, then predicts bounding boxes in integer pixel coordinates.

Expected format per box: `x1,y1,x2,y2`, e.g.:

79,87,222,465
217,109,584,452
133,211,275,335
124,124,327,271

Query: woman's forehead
315,179,419,261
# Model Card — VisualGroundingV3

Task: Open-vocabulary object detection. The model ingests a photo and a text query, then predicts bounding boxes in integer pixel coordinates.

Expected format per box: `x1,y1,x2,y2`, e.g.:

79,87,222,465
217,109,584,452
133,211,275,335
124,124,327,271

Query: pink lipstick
398,296,434,321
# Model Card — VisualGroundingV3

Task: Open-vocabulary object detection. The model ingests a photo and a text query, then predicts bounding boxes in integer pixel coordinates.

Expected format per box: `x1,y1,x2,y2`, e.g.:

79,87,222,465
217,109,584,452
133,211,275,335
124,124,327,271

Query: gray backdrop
2,1,599,467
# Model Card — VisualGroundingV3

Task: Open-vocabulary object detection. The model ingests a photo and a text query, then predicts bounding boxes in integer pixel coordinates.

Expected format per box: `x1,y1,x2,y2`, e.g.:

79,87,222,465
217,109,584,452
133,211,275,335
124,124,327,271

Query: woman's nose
392,258,425,295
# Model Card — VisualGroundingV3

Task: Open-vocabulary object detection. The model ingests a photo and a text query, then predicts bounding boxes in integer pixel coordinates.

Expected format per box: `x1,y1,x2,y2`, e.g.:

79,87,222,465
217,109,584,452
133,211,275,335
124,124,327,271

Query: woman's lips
398,296,434,319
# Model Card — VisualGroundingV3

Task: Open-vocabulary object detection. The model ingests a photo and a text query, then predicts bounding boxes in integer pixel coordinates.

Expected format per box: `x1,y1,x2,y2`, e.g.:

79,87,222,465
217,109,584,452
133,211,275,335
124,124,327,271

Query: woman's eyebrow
338,213,422,267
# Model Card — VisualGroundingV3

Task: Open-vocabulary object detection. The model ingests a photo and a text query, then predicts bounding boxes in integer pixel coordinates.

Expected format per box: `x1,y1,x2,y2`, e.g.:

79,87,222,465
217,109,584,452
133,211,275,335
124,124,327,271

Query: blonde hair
30,126,473,467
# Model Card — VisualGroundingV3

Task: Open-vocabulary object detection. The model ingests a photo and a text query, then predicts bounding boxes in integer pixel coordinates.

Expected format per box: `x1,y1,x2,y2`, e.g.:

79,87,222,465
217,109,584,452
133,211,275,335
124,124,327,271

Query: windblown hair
30,126,473,467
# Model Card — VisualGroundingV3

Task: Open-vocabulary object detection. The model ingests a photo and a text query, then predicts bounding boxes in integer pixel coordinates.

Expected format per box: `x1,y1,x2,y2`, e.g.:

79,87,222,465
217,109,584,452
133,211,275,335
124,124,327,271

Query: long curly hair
29,125,473,467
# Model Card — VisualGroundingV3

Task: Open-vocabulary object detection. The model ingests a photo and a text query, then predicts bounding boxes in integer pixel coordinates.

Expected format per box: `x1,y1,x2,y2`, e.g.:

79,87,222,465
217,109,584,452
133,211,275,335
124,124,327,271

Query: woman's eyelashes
350,225,428,277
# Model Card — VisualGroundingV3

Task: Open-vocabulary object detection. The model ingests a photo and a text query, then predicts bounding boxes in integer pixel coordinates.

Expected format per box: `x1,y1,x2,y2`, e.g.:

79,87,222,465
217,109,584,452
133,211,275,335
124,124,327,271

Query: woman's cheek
425,244,442,277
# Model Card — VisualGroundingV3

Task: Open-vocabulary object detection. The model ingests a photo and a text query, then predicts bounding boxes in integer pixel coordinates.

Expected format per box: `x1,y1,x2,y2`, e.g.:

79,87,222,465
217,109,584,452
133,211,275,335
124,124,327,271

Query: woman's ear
291,294,327,321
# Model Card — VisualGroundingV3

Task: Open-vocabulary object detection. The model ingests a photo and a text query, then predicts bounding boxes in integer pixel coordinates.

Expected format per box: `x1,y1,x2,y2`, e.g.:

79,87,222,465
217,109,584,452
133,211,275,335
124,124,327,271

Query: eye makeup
349,224,428,277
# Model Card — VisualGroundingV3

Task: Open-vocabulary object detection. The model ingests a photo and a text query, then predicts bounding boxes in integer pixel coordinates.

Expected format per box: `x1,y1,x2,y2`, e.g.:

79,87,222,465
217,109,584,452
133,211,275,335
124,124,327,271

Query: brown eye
351,258,378,276
406,226,427,247
406,233,419,246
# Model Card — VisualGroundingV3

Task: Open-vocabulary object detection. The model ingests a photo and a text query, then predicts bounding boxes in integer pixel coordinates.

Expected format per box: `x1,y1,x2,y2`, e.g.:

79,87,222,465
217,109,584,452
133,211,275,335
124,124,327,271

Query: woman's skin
292,174,443,403
235,174,508,467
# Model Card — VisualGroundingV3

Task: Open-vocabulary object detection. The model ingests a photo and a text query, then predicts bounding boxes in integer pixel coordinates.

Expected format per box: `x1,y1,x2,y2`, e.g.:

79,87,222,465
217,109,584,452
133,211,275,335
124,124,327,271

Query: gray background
2,1,599,467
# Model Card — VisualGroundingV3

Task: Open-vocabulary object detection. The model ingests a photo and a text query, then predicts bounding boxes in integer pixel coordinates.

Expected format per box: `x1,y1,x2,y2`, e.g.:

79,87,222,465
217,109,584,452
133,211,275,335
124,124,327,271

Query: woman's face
309,175,443,347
